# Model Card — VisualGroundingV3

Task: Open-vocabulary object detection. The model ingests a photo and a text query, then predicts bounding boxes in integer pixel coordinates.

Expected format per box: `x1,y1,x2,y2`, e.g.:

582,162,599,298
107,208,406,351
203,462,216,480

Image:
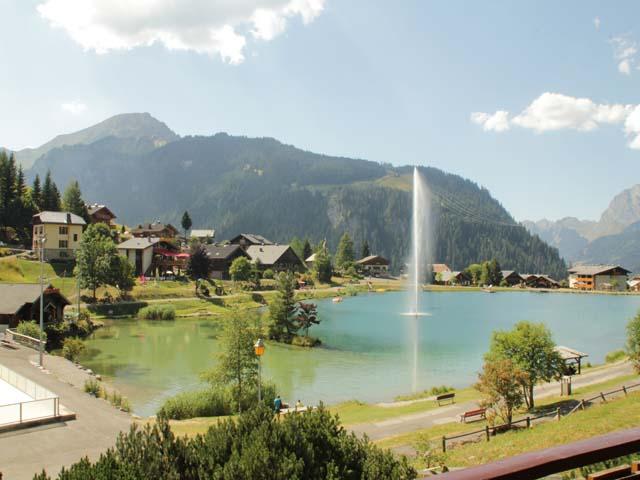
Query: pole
39,236,44,367
257,356,262,404
77,275,81,322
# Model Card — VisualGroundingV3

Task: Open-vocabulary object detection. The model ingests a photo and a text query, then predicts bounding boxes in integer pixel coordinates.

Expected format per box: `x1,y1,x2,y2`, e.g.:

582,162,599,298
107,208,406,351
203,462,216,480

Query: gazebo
555,345,589,375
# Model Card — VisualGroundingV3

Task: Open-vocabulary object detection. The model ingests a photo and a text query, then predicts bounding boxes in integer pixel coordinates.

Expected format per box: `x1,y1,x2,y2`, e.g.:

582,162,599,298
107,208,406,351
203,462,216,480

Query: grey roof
305,253,316,262
501,270,521,278
568,265,631,276
87,204,116,218
205,244,245,260
231,233,274,245
117,237,160,250
33,211,86,225
0,283,69,315
246,245,291,265
191,229,215,238
555,346,588,360
356,255,390,265
131,223,178,234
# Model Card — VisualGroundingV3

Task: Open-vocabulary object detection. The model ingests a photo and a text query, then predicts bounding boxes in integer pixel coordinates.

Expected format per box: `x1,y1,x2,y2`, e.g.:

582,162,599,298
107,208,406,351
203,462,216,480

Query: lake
79,290,640,417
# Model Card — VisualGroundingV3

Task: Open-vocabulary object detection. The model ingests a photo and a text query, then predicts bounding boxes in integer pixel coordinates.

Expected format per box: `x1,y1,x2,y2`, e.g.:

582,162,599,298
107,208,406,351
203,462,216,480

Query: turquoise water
80,291,640,417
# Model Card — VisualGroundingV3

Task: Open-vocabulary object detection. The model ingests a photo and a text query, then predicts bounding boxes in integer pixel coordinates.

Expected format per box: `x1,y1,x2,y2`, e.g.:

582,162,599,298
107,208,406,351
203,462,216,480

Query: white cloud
61,100,87,115
610,35,638,76
37,0,325,64
470,111,510,132
472,92,640,149
593,17,601,31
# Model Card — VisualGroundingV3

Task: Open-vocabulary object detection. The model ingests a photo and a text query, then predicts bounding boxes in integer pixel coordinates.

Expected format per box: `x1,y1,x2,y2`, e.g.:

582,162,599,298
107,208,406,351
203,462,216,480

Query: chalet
117,237,160,276
501,270,523,287
522,274,560,289
356,255,390,276
305,253,316,269
432,264,451,274
87,204,117,227
246,245,305,272
568,265,631,292
131,222,179,239
0,284,70,328
190,229,215,243
628,279,640,292
229,233,274,250
439,270,471,286
32,211,86,261
206,244,249,279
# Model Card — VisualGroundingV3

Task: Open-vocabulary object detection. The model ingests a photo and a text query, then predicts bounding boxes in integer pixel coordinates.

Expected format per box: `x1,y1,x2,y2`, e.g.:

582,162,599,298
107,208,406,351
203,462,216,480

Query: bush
157,388,230,420
16,321,46,341
84,379,102,396
137,304,176,320
605,349,626,363
262,268,275,279
430,385,454,396
62,337,86,362
34,407,417,480
291,335,321,347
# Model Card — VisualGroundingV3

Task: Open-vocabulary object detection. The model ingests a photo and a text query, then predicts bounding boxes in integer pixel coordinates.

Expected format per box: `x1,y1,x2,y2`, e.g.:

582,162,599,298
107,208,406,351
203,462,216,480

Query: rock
95,374,102,381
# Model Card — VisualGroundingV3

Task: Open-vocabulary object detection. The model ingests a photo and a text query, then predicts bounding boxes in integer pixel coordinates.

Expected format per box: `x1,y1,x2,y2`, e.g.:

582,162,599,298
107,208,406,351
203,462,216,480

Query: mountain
25,115,567,278
11,113,178,169
523,184,640,270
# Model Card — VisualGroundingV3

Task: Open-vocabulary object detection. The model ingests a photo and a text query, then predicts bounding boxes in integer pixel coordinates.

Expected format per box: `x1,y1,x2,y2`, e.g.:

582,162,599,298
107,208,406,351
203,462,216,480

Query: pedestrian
295,399,303,411
274,395,282,414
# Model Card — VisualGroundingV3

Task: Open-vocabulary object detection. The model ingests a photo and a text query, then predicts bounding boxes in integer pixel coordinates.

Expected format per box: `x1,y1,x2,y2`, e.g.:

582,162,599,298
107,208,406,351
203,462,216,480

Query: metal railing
0,364,59,427
441,383,640,453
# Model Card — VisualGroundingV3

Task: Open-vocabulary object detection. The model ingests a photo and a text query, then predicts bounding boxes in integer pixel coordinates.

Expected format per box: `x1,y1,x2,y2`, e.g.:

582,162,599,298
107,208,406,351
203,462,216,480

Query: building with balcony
568,265,631,291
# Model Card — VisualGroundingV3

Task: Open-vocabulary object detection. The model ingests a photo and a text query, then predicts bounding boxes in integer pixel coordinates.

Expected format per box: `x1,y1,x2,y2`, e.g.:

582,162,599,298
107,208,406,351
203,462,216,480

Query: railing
0,364,59,427
441,383,640,453
5,329,45,350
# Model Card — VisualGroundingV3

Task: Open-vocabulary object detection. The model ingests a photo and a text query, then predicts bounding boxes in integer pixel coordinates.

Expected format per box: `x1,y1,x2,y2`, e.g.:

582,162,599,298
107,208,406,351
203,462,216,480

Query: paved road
0,344,132,480
350,361,635,441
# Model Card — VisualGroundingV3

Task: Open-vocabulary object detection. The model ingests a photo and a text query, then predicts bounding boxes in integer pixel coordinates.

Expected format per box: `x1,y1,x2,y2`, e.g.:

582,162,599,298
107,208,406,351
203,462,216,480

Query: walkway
350,361,635,441
0,343,132,480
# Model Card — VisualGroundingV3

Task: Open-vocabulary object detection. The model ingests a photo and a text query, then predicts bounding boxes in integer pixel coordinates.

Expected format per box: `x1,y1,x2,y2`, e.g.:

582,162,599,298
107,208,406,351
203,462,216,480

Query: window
59,240,68,248
73,233,78,242
59,226,68,235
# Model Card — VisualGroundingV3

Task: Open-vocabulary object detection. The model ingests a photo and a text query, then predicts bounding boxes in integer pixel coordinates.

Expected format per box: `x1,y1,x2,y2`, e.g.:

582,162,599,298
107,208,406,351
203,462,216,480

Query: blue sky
1,1,639,221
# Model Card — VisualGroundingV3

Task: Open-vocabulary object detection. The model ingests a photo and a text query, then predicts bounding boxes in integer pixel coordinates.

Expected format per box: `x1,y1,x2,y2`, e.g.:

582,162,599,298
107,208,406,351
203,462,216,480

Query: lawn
0,257,78,298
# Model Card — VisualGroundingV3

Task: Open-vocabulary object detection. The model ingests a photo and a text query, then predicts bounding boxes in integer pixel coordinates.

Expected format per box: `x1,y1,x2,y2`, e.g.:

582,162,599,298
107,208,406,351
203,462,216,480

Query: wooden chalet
356,255,390,276
568,265,630,291
521,274,560,289
501,270,523,287
131,222,179,239
0,284,70,328
246,245,305,272
438,270,471,286
229,233,274,250
205,244,249,279
87,204,117,227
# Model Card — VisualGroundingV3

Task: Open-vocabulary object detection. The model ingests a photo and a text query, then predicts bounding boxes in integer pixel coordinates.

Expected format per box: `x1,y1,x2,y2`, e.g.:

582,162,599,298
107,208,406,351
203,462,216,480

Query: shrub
605,349,626,363
291,334,321,347
157,388,230,420
84,379,101,396
16,321,46,341
137,304,176,320
430,385,454,396
262,268,275,279
62,337,86,362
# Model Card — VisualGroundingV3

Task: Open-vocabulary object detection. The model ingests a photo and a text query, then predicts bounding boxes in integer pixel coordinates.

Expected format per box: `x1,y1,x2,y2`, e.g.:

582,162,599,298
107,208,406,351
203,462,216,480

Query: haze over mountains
15,113,567,277
523,185,640,272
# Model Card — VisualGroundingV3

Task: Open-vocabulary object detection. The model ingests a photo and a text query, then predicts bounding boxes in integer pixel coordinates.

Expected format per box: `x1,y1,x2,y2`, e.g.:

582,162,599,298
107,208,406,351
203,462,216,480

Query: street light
37,234,47,368
254,338,265,403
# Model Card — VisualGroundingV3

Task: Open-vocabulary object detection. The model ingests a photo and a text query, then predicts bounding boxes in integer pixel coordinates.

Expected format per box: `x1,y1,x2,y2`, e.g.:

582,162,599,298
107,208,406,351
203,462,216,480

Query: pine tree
31,174,43,212
335,232,355,271
62,180,88,219
312,243,332,283
361,240,371,259
302,239,312,261
181,211,192,239
42,171,61,211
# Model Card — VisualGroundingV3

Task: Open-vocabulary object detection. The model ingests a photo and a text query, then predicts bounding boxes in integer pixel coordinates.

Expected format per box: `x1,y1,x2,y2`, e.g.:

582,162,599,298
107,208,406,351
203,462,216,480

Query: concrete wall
33,223,83,260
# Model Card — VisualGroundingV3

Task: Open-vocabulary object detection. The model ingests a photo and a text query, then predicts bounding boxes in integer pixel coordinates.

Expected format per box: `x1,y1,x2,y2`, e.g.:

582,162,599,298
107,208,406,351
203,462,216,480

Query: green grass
330,387,478,426
606,349,627,363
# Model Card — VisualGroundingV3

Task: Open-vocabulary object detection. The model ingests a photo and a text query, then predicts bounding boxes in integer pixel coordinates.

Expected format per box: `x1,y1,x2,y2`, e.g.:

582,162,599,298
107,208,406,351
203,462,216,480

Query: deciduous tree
335,232,355,271
312,243,332,283
626,311,640,373
187,243,210,280
475,358,528,426
74,224,119,301
294,302,320,337
229,256,251,282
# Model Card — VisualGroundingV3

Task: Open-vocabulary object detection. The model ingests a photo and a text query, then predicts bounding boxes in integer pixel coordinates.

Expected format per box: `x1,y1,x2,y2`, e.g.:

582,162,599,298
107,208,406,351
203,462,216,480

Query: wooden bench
435,392,455,406
0,339,18,350
588,461,640,479
460,408,487,423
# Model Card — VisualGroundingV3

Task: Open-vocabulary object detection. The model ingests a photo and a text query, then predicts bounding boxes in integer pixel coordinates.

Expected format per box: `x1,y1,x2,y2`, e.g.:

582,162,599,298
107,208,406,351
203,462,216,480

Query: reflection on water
80,291,640,417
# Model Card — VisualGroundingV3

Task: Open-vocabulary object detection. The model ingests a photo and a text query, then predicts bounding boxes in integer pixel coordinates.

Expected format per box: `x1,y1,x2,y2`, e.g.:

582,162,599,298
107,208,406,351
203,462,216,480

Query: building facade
117,237,160,276
568,265,631,291
356,255,390,276
32,211,86,261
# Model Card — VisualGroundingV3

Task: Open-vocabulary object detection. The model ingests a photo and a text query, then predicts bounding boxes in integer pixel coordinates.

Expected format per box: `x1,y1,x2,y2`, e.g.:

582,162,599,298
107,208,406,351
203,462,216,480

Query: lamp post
37,234,47,367
254,338,265,404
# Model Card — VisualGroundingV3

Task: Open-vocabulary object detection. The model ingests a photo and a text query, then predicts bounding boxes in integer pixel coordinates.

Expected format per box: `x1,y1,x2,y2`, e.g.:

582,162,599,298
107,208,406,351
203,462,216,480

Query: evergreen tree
302,238,313,261
62,180,88,219
334,232,355,271
289,236,304,260
42,170,61,211
0,151,17,230
31,174,42,212
312,243,332,283
361,239,371,259
268,271,297,340
181,211,192,239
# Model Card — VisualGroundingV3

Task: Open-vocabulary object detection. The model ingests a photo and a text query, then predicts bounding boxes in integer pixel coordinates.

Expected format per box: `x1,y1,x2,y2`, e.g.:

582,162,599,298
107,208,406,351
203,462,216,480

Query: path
350,361,635,441
0,342,132,480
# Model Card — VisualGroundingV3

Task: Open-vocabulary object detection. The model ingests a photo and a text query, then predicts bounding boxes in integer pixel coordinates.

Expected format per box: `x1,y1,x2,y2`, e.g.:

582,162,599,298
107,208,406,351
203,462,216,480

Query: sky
1,0,639,222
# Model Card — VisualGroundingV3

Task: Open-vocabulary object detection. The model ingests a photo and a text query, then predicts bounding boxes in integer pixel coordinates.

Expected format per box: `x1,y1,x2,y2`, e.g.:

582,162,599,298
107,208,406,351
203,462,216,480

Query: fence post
526,416,531,428
600,392,606,403
581,399,585,410
442,436,446,453
556,408,561,421
623,385,628,396
485,425,490,442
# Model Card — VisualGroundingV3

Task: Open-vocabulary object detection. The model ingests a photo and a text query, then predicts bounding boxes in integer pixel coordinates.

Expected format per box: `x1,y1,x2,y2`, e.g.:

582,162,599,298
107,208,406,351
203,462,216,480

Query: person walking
274,395,282,414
